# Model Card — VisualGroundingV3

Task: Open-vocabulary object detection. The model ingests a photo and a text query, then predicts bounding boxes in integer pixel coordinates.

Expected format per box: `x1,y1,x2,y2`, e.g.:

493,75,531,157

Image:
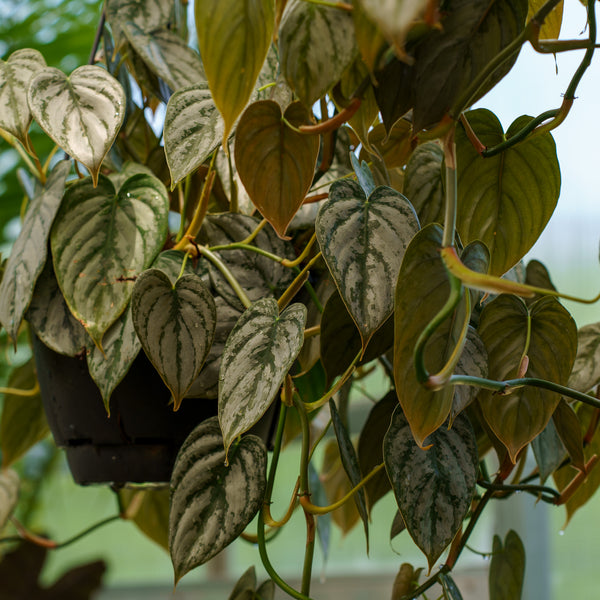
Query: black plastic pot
33,336,277,485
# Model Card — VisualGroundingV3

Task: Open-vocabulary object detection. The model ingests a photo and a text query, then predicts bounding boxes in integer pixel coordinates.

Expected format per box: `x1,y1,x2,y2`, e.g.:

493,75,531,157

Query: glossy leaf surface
0,160,70,342
478,295,577,461
219,299,306,458
28,66,125,184
51,174,169,348
317,179,419,348
170,417,267,583
234,100,319,237
132,269,217,410
489,530,525,600
384,407,478,569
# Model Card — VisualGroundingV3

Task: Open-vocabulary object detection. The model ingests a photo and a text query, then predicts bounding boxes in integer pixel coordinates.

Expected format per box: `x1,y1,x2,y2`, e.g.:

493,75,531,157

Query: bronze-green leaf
489,530,525,600
0,469,19,530
234,100,319,237
120,488,170,551
384,407,478,570
170,417,267,583
131,269,217,410
478,295,577,462
456,109,560,276
317,179,419,349
195,0,274,144
28,66,125,185
50,173,169,349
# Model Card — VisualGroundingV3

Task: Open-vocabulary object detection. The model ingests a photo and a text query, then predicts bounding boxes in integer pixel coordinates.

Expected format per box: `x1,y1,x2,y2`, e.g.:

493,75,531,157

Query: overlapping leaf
384,407,478,569
120,488,170,550
195,0,274,144
0,469,19,530
279,0,357,107
552,399,585,473
0,160,70,342
352,1,387,73
317,179,419,349
218,299,306,458
0,48,46,146
528,0,563,41
28,66,125,184
478,295,577,461
456,109,560,276
489,530,525,600
132,269,217,410
531,417,565,483
234,100,319,237
105,0,172,47
50,173,169,349
170,417,267,583
567,322,600,393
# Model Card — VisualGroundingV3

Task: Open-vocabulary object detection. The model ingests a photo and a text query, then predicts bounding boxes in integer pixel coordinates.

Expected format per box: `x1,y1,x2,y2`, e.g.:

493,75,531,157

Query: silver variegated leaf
28,66,125,184
568,323,600,393
50,173,169,349
384,407,478,569
132,269,217,410
0,468,19,530
108,161,155,192
122,23,205,91
105,0,172,45
170,417,267,583
26,258,87,357
0,48,46,146
164,82,224,187
279,0,358,107
87,305,141,413
219,298,306,458
0,161,70,342
316,179,419,349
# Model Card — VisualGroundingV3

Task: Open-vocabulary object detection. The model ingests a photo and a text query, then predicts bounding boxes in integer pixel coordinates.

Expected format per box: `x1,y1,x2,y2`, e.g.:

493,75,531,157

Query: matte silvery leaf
87,305,141,413
489,530,525,600
108,161,155,193
384,407,478,569
170,417,267,583
152,249,203,284
105,0,172,43
28,66,125,184
317,179,419,349
0,469,19,530
195,0,274,143
0,48,46,146
219,298,306,458
132,269,217,410
50,173,169,349
164,83,224,187
122,23,205,91
567,323,600,393
0,160,70,342
279,0,357,107
26,258,87,357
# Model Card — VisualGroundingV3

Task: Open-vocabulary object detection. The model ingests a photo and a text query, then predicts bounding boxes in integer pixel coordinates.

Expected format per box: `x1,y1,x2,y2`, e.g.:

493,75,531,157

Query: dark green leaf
531,417,565,483
553,399,585,473
489,530,525,600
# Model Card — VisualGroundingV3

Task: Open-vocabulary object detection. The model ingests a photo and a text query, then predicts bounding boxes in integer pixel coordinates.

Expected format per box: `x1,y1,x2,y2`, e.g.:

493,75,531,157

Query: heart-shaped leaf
219,298,306,458
0,48,46,146
384,407,478,570
195,0,274,144
489,530,525,600
456,109,560,276
26,258,87,357
51,173,169,349
28,66,125,184
170,417,267,583
164,82,224,187
279,0,357,107
234,100,319,237
567,322,600,394
132,269,217,410
317,179,419,349
0,160,70,342
0,469,19,530
329,399,369,550
122,24,206,91
228,566,257,600
478,295,577,461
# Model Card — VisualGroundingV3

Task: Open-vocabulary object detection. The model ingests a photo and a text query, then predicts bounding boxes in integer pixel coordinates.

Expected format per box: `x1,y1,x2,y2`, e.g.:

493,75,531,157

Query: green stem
208,242,283,264
477,480,561,502
564,0,596,101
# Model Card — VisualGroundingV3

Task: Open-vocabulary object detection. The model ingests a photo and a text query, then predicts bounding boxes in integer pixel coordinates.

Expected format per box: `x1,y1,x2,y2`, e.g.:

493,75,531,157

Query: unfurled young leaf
384,407,478,569
51,173,169,349
132,269,217,410
196,0,274,144
234,100,319,237
317,179,419,350
219,299,306,458
170,417,267,584
489,530,525,600
0,468,19,530
0,160,70,342
0,48,46,147
28,66,125,184
279,0,357,107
